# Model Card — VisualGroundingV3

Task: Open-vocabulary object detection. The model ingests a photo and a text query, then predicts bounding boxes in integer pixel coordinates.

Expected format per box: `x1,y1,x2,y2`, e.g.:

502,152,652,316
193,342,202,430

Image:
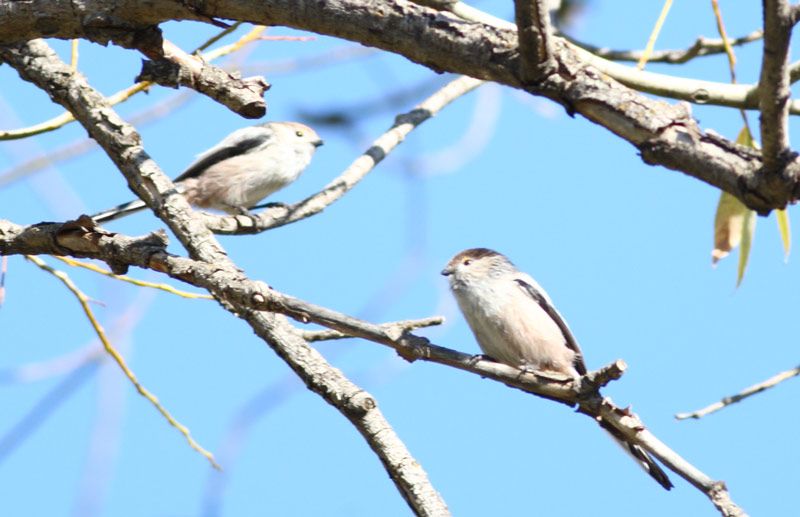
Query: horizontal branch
0,217,748,516
564,30,764,64
302,316,444,342
1,0,795,213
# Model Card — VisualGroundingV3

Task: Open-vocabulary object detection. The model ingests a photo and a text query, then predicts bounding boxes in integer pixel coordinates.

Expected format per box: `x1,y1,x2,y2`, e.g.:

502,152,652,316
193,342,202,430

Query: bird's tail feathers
91,199,147,223
601,424,673,490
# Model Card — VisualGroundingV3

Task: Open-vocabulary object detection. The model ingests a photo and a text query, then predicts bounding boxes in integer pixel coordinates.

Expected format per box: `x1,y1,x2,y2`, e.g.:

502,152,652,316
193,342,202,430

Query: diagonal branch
759,0,794,171
675,364,800,420
0,218,748,517
0,39,228,265
0,40,449,516
203,75,482,234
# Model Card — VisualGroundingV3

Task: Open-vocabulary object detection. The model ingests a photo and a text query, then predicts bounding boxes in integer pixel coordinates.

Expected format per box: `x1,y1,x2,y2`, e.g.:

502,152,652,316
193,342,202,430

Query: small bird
442,247,673,490
92,121,323,223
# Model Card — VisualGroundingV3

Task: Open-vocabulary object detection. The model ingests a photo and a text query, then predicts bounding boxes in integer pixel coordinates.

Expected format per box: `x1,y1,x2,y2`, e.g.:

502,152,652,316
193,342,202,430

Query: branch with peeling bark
0,216,747,517
123,28,271,119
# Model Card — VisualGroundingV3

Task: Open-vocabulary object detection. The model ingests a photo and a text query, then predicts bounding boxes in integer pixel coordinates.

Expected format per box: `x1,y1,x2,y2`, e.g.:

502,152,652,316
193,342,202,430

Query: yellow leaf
712,126,758,286
712,191,750,265
736,208,756,286
776,209,791,262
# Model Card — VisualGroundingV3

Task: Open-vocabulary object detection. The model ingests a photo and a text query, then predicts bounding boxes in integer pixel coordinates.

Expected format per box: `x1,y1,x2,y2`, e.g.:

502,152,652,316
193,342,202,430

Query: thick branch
1,0,795,213
124,29,270,119
514,0,556,81
759,0,794,171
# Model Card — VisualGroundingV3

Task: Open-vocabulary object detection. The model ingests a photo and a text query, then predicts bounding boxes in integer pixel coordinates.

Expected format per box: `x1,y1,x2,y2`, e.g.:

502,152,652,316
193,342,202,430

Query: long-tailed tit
92,121,323,223
442,248,673,490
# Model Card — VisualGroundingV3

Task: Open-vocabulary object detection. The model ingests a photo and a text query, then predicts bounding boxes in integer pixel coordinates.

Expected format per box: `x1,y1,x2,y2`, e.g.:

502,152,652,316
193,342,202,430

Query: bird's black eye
295,130,305,137
462,259,471,266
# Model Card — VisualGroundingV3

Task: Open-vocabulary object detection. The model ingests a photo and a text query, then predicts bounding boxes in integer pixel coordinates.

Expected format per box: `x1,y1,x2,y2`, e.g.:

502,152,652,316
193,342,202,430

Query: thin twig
193,21,243,54
563,30,763,64
636,0,673,69
24,255,219,469
302,316,444,342
710,1,754,136
676,364,800,420
53,255,213,299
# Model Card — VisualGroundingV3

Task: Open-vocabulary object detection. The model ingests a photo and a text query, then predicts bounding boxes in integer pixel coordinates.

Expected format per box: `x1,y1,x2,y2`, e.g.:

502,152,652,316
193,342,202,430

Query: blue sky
1,1,797,516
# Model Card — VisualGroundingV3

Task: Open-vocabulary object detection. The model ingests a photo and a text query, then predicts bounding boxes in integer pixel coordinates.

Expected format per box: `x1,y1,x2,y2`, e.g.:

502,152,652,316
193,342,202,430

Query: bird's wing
174,126,274,182
514,276,587,375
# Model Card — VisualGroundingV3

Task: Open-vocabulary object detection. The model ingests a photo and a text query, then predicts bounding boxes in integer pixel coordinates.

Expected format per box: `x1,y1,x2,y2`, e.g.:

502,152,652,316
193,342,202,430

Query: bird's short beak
313,139,324,148
441,266,453,276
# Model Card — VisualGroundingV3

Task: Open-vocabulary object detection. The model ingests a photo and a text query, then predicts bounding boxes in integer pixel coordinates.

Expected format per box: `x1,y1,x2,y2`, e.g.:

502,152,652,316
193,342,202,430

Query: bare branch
759,0,794,171
0,39,229,264
0,41,450,515
25,254,219,468
564,30,763,65
3,0,800,212
129,32,270,119
514,0,556,81
302,316,445,342
676,364,800,420
0,218,749,516
203,75,483,234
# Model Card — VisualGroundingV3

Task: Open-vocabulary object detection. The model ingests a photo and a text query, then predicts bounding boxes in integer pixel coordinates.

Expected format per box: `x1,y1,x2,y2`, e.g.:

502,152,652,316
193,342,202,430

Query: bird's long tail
91,199,148,223
601,423,673,490
92,184,187,223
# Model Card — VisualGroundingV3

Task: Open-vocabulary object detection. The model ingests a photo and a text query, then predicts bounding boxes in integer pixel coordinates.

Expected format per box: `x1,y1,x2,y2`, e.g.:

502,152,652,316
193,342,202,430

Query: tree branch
0,217,749,516
564,30,764,64
675,364,800,420
0,41,449,515
0,39,228,264
202,75,482,234
759,0,795,171
2,0,794,213
514,0,556,81
302,316,444,342
122,28,270,119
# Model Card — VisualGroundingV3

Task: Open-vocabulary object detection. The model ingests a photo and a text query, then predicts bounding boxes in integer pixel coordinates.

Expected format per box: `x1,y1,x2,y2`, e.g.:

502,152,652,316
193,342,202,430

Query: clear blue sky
1,2,798,516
